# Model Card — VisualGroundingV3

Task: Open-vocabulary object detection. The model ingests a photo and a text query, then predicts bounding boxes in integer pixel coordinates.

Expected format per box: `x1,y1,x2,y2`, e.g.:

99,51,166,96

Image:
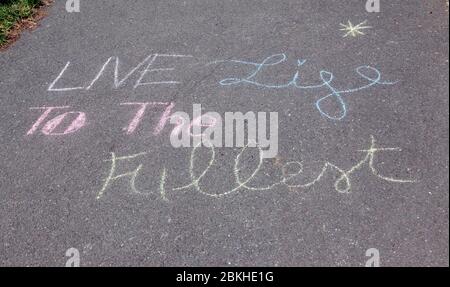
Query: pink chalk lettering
27,106,70,135
121,102,176,135
170,114,188,137
121,102,153,134
41,112,87,135
153,102,175,135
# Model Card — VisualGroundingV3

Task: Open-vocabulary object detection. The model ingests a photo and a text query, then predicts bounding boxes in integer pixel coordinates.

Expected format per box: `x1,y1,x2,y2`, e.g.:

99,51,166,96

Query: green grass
0,0,42,45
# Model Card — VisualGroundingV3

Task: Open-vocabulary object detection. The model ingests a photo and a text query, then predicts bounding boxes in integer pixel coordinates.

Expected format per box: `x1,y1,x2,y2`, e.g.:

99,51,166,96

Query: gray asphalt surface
0,0,448,266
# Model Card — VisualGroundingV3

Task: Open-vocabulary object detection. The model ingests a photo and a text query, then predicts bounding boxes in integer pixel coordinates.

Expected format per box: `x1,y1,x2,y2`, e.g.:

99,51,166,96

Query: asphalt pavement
0,0,448,266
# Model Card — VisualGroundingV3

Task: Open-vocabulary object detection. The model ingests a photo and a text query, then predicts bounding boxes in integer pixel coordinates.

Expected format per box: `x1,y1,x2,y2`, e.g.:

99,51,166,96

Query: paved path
0,0,448,266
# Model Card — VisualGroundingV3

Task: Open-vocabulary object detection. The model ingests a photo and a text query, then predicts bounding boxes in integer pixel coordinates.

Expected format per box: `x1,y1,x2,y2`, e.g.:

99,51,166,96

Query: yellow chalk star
340,20,372,38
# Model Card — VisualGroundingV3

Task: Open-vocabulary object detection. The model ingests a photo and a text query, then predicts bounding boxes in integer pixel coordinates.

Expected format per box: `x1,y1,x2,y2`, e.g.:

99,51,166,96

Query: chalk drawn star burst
339,20,372,38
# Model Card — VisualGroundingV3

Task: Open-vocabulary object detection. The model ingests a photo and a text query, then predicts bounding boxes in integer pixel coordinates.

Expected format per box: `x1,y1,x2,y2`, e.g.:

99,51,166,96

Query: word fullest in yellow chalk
96,135,416,201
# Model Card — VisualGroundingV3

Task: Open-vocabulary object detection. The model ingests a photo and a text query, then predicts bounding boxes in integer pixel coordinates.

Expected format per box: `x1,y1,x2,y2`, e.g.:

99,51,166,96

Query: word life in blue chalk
212,53,397,120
